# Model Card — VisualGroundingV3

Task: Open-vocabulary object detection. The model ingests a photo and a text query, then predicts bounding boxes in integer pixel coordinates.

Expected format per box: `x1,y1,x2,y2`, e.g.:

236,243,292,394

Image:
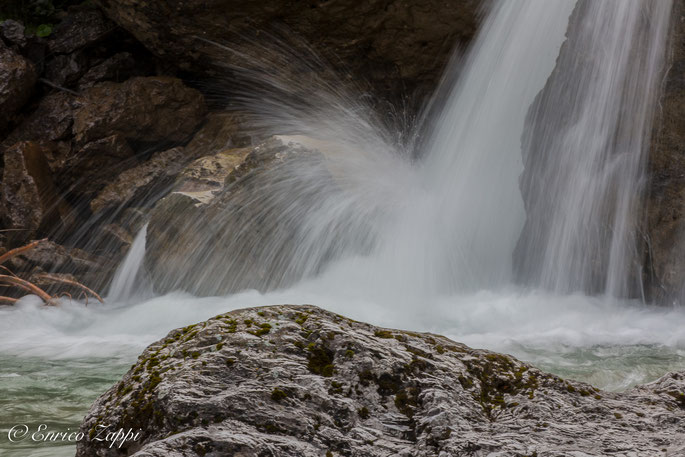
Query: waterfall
137,0,673,303
514,0,673,297
107,224,151,302
376,0,576,295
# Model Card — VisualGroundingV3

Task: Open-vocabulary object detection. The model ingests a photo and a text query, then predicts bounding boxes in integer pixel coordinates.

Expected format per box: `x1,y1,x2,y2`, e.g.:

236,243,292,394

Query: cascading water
107,224,151,303
147,0,576,300
515,0,673,297
1,2,684,457
375,0,576,296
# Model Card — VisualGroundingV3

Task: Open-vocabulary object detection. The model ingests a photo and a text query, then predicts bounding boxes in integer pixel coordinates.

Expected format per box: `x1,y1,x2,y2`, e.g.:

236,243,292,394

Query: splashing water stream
1,1,683,456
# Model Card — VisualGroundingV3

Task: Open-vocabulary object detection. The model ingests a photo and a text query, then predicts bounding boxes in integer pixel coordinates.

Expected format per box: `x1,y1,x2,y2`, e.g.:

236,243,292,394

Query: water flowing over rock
93,0,482,101
144,136,352,296
78,305,685,457
644,0,685,304
515,0,673,298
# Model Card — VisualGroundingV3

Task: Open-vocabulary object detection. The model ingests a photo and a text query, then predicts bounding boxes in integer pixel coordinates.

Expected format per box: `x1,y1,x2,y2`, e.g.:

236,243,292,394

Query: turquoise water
0,355,129,457
2,290,685,456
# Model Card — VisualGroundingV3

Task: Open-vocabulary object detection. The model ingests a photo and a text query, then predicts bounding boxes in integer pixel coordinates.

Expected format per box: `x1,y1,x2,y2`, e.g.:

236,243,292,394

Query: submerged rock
78,305,685,457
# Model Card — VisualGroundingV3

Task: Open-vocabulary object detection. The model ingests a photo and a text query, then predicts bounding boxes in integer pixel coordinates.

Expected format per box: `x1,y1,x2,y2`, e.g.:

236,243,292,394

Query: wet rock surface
0,0,485,295
644,0,685,304
72,76,206,146
78,305,685,457
144,136,327,296
0,39,37,131
94,0,482,101
1,141,71,243
90,146,187,214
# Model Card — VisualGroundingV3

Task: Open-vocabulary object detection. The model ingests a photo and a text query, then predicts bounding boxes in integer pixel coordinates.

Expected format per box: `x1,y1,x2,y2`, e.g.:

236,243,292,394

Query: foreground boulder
78,305,685,456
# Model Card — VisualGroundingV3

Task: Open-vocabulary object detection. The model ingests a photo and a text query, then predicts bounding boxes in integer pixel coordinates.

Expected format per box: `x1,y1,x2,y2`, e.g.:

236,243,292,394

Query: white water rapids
1,1,683,456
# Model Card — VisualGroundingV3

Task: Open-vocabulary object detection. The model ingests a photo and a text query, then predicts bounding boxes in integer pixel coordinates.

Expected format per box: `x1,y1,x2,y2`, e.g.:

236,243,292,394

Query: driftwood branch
0,275,54,304
0,265,18,277
0,238,47,265
36,274,104,304
0,239,104,307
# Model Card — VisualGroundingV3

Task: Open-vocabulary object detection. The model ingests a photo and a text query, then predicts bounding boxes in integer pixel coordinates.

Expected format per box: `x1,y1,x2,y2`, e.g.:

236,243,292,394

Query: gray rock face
144,136,327,296
78,305,685,457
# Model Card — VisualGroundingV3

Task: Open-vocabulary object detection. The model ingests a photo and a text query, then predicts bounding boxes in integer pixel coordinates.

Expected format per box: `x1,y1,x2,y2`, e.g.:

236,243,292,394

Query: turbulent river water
1,0,682,456
2,286,685,456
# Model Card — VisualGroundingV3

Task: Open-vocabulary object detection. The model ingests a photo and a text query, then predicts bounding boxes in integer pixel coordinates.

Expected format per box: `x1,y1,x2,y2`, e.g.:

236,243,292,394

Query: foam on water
2,282,685,390
0,1,679,455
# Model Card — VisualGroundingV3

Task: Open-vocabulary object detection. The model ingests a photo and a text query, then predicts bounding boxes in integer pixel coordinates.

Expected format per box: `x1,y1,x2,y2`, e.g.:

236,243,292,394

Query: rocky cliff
77,305,685,456
94,0,483,103
643,0,685,305
0,1,482,297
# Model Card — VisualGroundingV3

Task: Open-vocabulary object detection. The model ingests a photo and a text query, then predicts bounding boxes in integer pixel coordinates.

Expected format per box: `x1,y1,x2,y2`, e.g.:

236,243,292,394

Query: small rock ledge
78,305,685,456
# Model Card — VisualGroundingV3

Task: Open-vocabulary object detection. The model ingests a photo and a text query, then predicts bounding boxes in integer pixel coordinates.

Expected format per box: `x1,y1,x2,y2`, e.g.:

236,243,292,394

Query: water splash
148,0,576,299
107,224,151,303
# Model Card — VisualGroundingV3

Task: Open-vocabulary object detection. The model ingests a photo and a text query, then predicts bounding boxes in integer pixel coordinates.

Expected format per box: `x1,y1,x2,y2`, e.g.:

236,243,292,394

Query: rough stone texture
72,76,206,145
145,136,324,295
0,39,37,130
171,112,253,193
90,146,188,214
78,305,685,457
94,0,483,101
46,8,116,55
181,112,253,159
77,52,138,89
3,91,75,145
0,19,28,49
643,0,685,304
44,51,89,87
61,134,136,200
1,141,71,242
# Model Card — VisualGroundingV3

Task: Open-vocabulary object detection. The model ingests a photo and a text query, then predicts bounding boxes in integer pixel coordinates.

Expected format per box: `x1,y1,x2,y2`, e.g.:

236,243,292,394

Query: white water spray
0,4,681,457
374,0,576,296
107,224,151,303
